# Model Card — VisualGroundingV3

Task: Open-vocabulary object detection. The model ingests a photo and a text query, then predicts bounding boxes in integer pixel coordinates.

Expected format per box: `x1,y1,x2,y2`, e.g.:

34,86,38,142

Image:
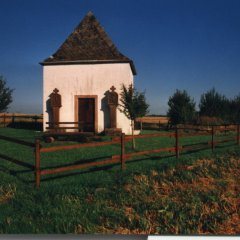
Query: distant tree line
2,73,239,127
167,88,240,125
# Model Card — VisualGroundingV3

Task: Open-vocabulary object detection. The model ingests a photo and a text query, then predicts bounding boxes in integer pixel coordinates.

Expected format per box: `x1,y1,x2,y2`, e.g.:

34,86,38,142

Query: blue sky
0,0,240,114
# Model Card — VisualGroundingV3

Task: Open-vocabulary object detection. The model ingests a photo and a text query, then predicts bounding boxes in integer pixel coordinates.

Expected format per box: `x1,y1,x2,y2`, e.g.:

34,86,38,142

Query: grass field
0,128,239,234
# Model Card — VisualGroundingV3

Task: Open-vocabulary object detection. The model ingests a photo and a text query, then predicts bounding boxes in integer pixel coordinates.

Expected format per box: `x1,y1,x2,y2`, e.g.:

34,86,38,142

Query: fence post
121,133,126,170
237,124,240,146
211,125,214,152
35,139,41,189
175,127,179,159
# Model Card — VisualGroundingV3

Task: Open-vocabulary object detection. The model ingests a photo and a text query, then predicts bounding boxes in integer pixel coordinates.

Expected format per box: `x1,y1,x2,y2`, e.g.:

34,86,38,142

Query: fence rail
0,113,43,128
34,124,240,189
0,123,239,189
40,139,120,153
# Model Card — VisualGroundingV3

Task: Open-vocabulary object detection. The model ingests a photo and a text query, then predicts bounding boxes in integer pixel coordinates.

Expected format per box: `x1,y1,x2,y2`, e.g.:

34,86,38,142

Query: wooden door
78,98,95,132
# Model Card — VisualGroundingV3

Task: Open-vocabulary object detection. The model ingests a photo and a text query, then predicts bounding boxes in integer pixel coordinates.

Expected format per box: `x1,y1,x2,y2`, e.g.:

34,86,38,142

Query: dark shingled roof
41,12,136,75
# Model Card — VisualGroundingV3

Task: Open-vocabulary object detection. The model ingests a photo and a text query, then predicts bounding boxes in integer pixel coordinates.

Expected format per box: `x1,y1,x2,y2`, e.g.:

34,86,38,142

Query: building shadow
8,122,43,131
101,91,110,129
46,98,53,128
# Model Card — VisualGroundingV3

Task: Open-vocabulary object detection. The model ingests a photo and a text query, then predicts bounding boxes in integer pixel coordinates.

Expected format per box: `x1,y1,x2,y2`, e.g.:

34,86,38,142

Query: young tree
167,89,196,125
119,84,149,149
0,76,14,112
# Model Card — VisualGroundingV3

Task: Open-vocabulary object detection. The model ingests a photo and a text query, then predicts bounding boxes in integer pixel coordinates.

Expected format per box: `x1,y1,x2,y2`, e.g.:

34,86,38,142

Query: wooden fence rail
0,114,43,127
0,123,238,189
40,139,120,153
34,124,240,189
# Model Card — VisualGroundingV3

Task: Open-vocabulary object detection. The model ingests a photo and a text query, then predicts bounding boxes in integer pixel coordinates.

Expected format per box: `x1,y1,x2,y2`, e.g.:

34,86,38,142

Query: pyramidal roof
41,12,136,75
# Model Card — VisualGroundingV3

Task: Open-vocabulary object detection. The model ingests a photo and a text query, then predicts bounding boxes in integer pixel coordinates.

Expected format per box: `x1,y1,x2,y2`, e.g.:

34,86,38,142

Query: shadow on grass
7,122,43,131
36,155,175,184
0,135,35,147
0,153,34,170
40,155,113,170
39,164,116,183
0,165,33,184
0,153,35,184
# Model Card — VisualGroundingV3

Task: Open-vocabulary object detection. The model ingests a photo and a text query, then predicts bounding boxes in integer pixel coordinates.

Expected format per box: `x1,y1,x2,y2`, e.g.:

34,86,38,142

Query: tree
119,84,149,149
199,88,228,120
167,89,196,125
0,76,14,112
228,94,240,123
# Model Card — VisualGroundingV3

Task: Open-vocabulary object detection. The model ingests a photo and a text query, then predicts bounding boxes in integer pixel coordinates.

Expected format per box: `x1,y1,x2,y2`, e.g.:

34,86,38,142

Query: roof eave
40,59,137,75
129,60,137,76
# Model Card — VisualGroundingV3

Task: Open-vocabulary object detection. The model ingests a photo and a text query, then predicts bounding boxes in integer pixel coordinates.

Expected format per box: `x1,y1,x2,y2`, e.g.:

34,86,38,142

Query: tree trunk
131,120,136,150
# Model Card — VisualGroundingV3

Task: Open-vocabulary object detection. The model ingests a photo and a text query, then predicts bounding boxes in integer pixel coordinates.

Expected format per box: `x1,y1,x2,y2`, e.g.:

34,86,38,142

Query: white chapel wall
43,63,134,135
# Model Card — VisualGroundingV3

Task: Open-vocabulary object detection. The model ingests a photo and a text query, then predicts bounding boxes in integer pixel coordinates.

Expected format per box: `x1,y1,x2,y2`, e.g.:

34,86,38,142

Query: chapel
41,12,136,135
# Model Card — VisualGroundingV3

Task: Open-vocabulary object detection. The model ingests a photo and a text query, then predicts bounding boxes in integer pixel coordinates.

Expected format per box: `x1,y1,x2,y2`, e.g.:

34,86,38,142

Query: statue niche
104,86,122,136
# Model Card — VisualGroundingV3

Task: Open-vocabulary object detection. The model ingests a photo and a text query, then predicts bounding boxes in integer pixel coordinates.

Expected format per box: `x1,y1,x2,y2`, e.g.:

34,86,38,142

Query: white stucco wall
43,63,134,135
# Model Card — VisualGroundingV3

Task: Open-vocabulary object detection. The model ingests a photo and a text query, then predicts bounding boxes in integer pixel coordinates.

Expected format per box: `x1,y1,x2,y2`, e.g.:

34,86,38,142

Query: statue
49,88,62,129
50,88,62,108
107,86,118,129
107,86,118,106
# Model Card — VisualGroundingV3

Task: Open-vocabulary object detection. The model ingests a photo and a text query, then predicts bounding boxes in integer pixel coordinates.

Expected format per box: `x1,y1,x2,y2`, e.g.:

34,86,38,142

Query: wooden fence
0,124,239,189
34,124,240,189
0,113,43,126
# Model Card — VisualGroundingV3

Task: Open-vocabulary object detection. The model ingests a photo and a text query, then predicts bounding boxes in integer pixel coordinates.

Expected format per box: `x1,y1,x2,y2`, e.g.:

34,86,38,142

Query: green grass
0,128,239,234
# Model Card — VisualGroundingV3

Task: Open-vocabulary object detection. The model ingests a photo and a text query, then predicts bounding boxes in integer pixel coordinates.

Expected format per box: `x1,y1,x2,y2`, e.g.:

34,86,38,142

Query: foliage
227,94,240,123
0,76,14,112
199,88,240,124
199,88,228,119
167,89,196,125
119,84,149,148
119,84,149,121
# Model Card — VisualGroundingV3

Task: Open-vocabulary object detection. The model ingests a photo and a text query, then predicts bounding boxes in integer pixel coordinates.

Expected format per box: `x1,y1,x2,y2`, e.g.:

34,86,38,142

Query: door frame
74,95,98,133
